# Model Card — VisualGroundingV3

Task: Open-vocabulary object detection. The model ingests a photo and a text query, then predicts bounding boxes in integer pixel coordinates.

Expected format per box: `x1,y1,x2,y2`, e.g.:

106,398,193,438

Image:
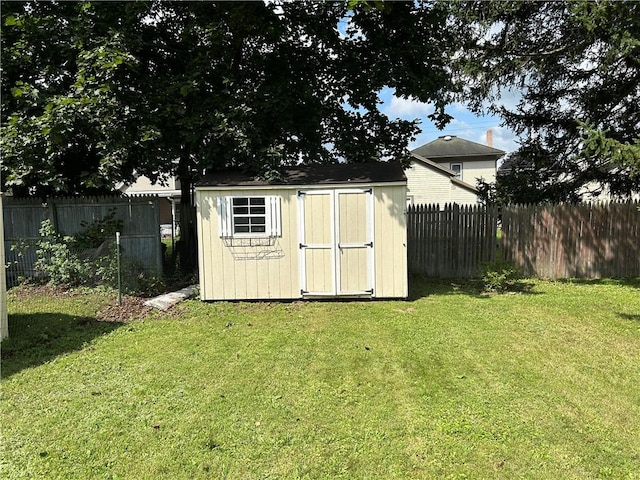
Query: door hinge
366,288,374,294
297,191,306,197
299,243,307,249
365,241,373,247
364,188,372,194
301,289,308,295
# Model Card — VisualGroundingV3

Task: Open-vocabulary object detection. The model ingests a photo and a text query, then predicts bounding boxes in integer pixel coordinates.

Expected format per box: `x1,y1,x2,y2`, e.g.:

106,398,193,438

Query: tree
2,1,459,270
2,1,459,194
454,0,640,203
1,2,158,196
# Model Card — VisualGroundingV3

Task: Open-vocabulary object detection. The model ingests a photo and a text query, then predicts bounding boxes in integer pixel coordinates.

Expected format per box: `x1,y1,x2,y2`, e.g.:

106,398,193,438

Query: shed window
217,196,281,237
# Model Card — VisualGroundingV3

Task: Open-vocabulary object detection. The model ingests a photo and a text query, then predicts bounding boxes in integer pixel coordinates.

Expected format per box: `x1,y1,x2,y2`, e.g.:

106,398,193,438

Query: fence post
49,198,59,232
116,232,122,306
452,203,460,277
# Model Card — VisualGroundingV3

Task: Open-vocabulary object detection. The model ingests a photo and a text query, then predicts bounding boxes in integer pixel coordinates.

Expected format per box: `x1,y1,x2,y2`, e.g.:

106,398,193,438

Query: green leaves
1,1,459,198
1,2,153,197
455,0,640,202
580,122,640,177
4,15,22,27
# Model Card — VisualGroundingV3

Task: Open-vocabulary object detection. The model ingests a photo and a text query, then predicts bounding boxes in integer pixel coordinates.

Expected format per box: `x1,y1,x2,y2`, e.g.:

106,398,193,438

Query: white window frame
450,163,462,180
217,195,281,238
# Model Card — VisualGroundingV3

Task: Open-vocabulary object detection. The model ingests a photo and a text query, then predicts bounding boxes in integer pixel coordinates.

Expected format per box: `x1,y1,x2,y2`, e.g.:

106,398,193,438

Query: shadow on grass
556,278,640,288
408,274,538,301
409,276,482,300
618,313,640,322
1,313,123,378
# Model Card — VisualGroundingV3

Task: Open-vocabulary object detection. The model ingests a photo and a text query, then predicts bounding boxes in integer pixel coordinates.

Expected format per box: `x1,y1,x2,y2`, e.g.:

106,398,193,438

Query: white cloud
490,126,519,153
377,87,520,154
382,93,434,120
451,102,471,113
482,86,523,112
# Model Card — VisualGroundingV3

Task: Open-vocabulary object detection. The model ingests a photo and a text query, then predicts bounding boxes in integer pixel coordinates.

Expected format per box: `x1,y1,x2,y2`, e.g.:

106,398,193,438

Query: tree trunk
177,147,197,275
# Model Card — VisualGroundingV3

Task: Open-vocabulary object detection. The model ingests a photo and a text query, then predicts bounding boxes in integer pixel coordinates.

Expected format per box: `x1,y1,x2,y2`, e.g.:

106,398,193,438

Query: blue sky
333,12,520,157
378,87,519,154
333,10,520,156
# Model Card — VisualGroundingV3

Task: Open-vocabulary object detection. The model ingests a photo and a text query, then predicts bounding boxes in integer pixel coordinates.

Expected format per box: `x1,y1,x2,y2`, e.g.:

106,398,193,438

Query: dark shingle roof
411,135,505,160
196,162,406,187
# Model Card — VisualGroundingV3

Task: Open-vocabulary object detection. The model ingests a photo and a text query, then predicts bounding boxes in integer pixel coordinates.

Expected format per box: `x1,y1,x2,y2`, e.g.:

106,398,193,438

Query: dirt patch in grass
96,295,153,322
9,284,154,322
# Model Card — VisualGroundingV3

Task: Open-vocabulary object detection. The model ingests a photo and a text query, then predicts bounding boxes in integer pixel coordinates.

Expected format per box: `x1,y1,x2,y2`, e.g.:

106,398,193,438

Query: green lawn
2,278,639,479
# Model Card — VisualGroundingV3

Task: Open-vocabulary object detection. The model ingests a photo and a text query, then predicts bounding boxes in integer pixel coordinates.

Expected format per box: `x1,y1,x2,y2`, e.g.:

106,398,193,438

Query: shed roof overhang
196,162,407,189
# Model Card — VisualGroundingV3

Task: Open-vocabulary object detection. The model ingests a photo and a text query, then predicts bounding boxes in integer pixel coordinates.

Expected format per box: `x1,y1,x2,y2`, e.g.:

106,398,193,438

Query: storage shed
195,162,408,301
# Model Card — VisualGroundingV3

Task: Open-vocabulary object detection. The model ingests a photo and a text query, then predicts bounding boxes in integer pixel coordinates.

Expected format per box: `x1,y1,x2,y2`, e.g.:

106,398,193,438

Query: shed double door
298,188,374,297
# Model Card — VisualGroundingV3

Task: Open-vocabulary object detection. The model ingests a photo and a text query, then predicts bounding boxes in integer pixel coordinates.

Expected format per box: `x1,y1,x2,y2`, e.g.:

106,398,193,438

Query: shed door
298,188,374,297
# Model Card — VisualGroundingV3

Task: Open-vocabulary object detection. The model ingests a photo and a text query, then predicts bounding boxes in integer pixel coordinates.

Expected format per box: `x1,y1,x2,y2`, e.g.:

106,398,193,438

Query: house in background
404,152,480,205
406,133,505,205
118,175,181,237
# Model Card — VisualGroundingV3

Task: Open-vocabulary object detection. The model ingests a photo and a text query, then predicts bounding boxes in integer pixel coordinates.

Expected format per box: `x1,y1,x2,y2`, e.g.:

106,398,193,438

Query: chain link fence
3,195,164,290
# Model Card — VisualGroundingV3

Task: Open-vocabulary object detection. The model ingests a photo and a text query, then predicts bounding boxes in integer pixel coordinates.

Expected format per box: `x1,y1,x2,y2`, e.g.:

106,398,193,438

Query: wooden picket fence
407,203,499,278
407,201,639,279
502,201,640,279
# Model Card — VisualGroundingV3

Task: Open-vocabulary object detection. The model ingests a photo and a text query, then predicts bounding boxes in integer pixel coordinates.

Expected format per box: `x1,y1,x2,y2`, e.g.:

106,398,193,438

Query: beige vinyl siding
578,181,640,202
406,161,479,205
124,175,180,194
449,184,481,204
1,194,7,339
406,162,451,204
373,185,408,298
451,160,496,185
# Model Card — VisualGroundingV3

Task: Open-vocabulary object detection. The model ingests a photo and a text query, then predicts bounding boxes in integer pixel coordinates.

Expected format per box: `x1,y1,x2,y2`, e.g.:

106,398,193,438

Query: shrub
33,214,165,295
34,215,123,289
479,260,525,293
75,209,123,249
35,220,92,286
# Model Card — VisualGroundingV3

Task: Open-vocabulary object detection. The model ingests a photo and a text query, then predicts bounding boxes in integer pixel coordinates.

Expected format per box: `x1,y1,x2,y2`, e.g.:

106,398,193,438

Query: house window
450,163,462,180
217,196,281,237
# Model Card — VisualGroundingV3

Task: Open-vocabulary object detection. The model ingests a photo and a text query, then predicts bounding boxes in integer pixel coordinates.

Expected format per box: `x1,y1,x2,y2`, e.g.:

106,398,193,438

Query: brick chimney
486,129,494,148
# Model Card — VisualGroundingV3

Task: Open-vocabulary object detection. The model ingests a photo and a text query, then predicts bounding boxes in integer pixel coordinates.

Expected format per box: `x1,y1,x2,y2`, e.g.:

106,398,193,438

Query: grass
1,278,639,479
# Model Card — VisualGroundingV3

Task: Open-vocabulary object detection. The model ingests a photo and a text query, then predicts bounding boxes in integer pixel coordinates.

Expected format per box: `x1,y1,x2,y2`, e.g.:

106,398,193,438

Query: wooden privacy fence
3,195,162,286
502,201,640,279
407,203,499,278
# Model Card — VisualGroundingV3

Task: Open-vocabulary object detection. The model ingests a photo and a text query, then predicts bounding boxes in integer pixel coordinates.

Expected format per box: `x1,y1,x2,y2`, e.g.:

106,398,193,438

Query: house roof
411,135,505,160
451,177,478,193
410,153,478,193
410,153,458,176
196,162,406,188
497,152,534,176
